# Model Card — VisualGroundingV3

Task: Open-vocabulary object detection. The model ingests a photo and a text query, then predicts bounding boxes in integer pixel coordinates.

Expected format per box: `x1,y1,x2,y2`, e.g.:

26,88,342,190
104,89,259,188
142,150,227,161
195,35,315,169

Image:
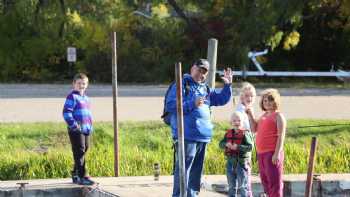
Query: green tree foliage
0,0,349,82
269,0,350,71
112,15,188,82
167,0,305,69
0,0,123,82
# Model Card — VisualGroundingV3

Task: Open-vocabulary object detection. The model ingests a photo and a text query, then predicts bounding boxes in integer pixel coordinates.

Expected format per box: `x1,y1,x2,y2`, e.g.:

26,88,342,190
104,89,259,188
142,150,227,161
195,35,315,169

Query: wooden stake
175,62,187,197
305,137,317,197
111,32,119,177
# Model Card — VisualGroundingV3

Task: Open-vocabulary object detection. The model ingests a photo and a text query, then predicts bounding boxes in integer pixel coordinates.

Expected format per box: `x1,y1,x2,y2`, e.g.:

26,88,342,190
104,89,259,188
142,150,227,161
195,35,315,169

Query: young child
235,82,256,196
235,82,256,132
219,111,253,197
63,73,94,185
246,89,287,197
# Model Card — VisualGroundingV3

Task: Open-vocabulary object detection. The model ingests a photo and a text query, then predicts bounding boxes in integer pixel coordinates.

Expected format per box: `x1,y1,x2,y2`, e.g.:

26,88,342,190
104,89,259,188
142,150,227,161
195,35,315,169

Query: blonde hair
259,88,281,111
239,82,256,98
230,111,244,123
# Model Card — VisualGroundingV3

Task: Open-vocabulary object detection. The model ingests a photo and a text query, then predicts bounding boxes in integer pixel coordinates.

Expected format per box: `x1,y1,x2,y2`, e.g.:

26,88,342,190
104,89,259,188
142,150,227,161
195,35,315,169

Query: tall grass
0,120,349,180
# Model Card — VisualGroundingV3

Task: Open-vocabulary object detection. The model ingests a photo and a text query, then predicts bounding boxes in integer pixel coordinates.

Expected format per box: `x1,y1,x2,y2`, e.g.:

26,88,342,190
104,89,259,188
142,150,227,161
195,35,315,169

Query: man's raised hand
221,68,233,84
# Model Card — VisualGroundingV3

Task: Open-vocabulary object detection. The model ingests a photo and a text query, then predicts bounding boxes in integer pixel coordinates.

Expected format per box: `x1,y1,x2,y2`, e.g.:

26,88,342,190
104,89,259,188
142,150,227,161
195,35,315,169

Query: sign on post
67,47,77,62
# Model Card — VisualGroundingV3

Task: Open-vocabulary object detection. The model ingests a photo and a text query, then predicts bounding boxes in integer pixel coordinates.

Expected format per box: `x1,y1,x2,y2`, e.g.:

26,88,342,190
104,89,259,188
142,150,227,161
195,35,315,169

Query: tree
269,0,350,71
0,0,124,81
165,0,305,69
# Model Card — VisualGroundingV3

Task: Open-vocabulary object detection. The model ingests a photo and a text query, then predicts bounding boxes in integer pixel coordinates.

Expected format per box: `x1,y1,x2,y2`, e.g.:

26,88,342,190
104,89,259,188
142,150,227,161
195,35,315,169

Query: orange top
256,112,278,153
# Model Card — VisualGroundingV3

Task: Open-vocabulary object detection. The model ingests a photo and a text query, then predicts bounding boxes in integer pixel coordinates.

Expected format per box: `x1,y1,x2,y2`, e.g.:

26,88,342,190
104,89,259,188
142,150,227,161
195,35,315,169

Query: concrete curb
202,174,350,197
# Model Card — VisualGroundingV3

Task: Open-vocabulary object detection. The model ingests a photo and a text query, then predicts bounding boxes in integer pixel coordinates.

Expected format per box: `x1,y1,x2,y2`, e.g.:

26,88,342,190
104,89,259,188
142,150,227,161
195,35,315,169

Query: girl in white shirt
234,82,256,197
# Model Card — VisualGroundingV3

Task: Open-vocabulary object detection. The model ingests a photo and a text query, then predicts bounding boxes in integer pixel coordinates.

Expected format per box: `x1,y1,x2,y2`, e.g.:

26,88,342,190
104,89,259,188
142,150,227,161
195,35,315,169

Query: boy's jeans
172,140,207,197
226,158,252,197
68,130,90,178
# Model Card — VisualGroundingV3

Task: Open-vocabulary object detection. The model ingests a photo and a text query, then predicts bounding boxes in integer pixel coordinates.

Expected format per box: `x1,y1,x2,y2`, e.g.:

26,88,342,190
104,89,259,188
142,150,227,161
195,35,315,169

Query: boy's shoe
72,175,79,184
71,171,79,184
77,177,95,185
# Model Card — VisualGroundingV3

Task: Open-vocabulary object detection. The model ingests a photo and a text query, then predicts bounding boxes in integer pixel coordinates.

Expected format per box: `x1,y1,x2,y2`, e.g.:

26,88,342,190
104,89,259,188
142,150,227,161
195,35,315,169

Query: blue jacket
166,74,232,142
63,90,93,135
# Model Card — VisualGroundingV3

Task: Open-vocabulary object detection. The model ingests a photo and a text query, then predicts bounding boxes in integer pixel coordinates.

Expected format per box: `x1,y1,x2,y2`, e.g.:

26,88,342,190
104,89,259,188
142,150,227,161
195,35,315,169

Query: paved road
0,84,349,122
1,84,350,98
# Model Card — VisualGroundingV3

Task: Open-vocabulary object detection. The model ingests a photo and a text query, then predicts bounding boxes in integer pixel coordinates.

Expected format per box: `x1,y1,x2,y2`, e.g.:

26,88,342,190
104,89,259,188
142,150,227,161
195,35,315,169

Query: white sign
67,47,77,62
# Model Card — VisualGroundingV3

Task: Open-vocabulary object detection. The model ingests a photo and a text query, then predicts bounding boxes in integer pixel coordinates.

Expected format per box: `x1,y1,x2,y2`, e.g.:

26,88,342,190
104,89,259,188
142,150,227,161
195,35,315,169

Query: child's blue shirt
63,90,93,135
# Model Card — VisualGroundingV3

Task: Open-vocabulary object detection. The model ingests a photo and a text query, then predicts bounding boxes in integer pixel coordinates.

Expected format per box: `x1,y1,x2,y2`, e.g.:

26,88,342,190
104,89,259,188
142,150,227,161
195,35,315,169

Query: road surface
0,84,349,122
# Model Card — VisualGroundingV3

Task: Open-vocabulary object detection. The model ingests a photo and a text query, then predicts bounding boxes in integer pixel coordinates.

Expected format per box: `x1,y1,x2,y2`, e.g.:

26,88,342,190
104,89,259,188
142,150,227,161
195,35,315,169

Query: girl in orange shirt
246,89,287,197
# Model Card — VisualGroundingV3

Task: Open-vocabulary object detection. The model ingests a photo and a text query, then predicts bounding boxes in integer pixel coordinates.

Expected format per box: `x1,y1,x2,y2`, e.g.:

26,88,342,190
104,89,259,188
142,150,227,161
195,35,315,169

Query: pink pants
257,151,284,197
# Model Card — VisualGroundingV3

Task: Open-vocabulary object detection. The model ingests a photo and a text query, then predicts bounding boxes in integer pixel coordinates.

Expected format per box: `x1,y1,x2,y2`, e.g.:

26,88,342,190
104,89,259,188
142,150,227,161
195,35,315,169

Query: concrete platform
0,176,225,197
1,174,349,197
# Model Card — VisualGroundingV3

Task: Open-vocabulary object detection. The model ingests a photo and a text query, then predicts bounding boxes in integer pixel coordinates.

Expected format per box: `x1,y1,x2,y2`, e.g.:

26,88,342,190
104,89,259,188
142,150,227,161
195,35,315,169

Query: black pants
68,130,90,178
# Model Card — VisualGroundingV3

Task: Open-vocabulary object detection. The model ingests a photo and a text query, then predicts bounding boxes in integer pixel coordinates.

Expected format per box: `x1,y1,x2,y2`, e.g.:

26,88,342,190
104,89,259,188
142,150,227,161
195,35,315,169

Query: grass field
0,120,349,180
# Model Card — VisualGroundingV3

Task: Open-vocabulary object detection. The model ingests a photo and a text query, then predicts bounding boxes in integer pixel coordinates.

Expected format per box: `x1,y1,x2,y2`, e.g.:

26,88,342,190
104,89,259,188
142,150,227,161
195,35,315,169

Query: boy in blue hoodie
63,73,94,185
166,59,233,197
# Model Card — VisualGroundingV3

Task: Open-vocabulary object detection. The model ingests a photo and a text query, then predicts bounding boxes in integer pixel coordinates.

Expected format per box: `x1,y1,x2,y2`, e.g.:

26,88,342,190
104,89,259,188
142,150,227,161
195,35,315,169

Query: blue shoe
78,177,95,185
71,171,79,184
72,175,79,184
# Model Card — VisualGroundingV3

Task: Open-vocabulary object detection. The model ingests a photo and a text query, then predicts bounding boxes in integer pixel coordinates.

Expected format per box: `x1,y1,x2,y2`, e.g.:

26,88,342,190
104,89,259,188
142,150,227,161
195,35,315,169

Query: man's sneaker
77,177,95,185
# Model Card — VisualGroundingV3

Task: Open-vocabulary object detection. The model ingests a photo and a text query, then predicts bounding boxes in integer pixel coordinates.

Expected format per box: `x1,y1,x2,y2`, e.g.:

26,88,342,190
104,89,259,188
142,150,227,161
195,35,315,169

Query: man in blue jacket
166,59,233,197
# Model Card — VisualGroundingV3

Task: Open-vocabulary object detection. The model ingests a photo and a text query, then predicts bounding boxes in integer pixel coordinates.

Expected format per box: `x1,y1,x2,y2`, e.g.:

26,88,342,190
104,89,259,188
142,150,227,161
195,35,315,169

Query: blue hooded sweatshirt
166,74,232,142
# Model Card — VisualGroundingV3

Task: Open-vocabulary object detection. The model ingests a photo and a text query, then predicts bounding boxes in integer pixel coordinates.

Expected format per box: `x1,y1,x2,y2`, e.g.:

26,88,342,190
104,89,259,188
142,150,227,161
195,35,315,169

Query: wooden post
111,32,119,177
305,137,317,197
207,38,218,89
175,62,187,197
242,64,247,80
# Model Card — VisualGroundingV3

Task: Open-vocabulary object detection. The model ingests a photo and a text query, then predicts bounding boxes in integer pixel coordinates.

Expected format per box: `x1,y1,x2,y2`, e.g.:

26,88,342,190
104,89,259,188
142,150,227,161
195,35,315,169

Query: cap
194,59,209,71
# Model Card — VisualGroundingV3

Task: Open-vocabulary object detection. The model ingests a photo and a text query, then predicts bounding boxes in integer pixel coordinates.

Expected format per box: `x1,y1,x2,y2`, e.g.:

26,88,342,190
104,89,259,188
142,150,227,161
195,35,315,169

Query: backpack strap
183,78,191,96
206,85,210,97
161,82,175,119
161,78,191,119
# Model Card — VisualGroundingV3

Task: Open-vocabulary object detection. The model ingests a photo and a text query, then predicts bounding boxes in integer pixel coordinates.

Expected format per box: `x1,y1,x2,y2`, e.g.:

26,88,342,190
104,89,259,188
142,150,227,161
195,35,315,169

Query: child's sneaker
259,193,267,197
72,175,79,184
77,177,95,185
71,171,79,184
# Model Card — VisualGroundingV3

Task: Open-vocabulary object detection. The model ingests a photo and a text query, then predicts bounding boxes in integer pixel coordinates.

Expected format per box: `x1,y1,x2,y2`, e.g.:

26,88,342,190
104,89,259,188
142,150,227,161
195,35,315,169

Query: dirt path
0,84,349,122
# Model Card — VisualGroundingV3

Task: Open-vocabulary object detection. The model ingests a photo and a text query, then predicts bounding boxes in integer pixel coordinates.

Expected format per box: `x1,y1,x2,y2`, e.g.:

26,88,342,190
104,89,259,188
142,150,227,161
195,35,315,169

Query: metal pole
112,32,119,177
207,38,218,89
175,62,187,197
305,137,317,197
